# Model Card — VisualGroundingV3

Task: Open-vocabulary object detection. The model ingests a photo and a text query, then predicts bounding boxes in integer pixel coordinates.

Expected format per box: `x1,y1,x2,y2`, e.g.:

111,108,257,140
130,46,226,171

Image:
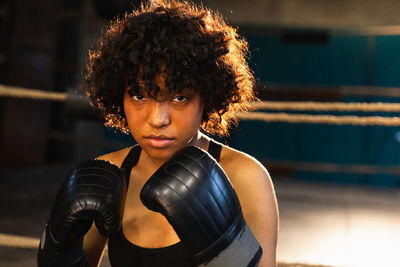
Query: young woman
38,1,278,266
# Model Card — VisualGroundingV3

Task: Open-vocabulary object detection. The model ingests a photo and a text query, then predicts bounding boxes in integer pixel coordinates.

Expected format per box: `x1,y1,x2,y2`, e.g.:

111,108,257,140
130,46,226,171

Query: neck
188,130,207,149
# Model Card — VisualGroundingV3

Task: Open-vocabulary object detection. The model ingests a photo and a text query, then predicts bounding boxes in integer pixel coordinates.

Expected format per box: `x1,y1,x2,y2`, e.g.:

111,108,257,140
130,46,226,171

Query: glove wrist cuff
194,214,245,264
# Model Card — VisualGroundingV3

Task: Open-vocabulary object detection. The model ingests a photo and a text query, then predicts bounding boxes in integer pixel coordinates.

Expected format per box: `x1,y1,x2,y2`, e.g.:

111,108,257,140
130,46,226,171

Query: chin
146,145,179,160
140,137,195,160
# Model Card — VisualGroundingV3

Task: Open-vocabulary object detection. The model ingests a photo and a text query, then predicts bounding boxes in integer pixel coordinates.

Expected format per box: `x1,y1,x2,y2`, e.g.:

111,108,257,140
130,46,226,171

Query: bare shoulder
219,145,271,186
218,144,277,213
96,146,133,168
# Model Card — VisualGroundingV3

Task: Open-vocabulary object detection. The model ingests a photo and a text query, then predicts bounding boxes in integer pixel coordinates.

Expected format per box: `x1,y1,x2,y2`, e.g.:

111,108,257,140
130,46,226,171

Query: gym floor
1,164,399,267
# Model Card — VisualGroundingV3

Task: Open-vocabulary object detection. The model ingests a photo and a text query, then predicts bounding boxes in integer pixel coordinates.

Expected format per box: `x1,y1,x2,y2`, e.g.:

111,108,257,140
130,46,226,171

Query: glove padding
140,146,262,266
38,159,126,267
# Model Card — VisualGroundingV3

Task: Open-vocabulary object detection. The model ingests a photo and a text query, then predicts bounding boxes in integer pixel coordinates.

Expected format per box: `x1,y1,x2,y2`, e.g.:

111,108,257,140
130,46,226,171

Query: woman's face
123,78,204,161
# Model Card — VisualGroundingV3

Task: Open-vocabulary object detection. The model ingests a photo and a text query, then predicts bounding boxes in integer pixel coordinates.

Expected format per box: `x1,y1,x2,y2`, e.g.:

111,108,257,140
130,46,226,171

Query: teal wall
247,35,369,85
232,33,400,187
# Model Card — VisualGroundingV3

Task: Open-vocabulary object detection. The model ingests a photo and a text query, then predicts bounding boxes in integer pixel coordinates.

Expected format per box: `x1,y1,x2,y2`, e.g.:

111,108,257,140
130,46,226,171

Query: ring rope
251,101,400,112
2,84,400,126
237,112,400,126
0,233,39,249
0,84,67,101
2,84,400,112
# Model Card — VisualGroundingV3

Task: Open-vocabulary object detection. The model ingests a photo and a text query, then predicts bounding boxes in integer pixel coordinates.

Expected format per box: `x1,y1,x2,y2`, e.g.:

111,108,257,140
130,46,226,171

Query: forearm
258,254,277,267
83,223,107,267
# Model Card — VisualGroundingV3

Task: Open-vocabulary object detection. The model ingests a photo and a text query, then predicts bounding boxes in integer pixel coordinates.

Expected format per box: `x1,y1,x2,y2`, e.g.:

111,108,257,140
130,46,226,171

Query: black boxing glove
37,160,126,267
140,146,262,267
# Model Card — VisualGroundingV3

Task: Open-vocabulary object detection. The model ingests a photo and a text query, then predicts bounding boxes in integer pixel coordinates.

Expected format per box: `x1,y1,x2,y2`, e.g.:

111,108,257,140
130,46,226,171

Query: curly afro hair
85,0,256,136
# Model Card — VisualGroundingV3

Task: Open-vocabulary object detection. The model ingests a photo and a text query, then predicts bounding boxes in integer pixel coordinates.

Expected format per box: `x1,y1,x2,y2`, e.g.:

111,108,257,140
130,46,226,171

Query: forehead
134,70,197,96
138,87,197,98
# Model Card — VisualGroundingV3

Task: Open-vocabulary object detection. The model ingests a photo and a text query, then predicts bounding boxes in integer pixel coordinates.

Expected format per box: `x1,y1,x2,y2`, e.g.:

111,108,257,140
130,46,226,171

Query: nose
148,101,171,128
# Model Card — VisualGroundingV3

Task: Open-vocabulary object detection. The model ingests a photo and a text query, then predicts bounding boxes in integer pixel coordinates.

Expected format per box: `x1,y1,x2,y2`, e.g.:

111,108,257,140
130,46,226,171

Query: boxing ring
1,84,400,267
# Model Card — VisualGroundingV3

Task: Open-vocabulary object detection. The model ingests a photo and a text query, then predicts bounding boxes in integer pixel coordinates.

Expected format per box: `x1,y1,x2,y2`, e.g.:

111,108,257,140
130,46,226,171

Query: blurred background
1,0,400,266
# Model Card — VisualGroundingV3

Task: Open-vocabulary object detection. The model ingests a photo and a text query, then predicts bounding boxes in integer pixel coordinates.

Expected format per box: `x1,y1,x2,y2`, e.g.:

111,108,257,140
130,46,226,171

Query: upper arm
226,155,279,267
83,223,107,267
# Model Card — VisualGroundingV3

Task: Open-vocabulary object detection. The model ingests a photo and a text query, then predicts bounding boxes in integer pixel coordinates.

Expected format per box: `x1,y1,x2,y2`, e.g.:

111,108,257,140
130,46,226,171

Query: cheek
123,98,141,131
180,102,203,129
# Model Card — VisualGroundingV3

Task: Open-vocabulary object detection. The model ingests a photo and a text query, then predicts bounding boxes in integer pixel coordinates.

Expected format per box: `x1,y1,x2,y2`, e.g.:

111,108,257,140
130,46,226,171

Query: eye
172,95,188,102
132,94,146,101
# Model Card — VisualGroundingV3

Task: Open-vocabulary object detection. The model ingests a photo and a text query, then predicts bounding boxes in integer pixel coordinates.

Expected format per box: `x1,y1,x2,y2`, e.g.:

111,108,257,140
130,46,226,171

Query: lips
144,135,175,148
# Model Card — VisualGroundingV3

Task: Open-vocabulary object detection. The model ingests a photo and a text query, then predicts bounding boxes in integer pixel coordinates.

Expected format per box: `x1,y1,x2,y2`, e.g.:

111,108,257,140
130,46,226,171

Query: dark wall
0,0,61,165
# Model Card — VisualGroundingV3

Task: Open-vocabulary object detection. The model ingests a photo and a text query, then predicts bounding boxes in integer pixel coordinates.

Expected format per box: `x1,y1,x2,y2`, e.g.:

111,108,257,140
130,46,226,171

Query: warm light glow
277,185,400,267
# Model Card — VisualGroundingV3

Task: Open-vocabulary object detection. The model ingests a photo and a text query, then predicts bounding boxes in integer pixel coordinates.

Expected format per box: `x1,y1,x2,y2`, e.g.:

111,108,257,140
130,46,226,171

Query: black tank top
108,140,223,267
